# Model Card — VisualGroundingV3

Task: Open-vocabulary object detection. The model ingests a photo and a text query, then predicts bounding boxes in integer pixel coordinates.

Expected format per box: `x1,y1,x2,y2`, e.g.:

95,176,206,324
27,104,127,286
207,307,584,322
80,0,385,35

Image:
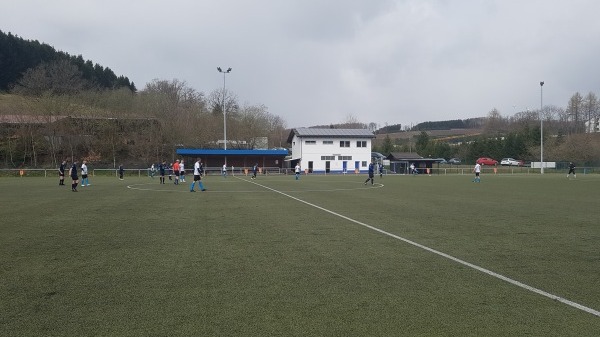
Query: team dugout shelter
175,148,289,175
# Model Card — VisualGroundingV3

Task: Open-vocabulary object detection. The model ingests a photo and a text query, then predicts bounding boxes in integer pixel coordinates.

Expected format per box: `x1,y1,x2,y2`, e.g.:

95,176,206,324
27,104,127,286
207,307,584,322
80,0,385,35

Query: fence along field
2,163,599,178
1,173,599,336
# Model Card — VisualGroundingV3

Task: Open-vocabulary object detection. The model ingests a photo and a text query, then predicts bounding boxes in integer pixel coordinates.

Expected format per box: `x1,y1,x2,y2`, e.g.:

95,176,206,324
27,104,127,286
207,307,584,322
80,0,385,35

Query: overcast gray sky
3,0,600,128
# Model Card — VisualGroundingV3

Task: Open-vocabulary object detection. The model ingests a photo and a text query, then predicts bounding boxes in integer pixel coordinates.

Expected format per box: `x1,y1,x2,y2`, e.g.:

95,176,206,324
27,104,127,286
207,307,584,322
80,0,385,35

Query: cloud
2,0,600,128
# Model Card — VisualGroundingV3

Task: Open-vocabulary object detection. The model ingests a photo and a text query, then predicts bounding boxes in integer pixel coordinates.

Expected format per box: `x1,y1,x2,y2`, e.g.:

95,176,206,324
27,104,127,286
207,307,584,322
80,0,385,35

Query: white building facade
287,128,376,173
585,117,600,133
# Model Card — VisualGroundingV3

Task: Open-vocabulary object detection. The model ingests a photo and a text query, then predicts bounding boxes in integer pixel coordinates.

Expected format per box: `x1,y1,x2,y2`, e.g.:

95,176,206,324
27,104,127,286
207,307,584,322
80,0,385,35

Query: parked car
435,158,447,164
476,157,498,166
448,158,461,165
500,158,524,166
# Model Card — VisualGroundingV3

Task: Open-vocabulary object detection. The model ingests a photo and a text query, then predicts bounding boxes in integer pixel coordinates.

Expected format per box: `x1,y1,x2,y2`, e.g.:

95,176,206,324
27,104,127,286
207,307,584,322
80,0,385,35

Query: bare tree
207,88,238,118
583,92,599,132
139,79,208,159
339,114,367,129
566,92,584,134
12,59,91,96
484,108,507,134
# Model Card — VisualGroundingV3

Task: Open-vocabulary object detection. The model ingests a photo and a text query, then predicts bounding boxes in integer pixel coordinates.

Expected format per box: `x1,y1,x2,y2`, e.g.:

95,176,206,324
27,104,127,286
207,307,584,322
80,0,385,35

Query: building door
308,161,313,173
325,161,330,173
354,161,360,173
342,161,347,174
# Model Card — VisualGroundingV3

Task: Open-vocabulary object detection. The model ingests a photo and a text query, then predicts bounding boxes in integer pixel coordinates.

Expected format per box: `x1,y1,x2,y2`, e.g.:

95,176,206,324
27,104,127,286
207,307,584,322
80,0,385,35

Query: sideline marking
245,179,600,318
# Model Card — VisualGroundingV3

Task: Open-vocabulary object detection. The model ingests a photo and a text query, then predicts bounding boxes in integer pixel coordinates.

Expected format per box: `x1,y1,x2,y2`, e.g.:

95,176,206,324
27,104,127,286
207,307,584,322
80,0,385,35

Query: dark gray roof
387,152,424,160
287,128,375,143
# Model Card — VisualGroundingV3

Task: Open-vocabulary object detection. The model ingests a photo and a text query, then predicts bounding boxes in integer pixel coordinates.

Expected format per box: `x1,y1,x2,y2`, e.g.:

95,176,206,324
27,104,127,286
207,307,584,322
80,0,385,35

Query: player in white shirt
190,159,206,192
179,160,186,183
295,163,301,180
81,160,90,186
473,162,481,183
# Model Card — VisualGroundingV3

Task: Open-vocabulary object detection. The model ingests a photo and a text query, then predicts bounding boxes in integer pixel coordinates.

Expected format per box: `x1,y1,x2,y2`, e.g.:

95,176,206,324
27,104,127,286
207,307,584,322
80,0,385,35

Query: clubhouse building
287,128,376,173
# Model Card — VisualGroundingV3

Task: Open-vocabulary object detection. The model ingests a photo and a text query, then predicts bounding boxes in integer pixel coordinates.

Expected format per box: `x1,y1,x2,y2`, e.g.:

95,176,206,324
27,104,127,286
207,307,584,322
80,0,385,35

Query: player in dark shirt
251,163,258,179
69,161,79,192
567,162,576,178
159,162,166,184
364,162,375,185
58,160,67,186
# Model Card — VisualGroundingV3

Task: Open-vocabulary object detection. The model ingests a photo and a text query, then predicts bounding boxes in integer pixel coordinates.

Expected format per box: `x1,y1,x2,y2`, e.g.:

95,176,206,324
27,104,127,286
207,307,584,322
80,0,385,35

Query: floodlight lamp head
227,68,232,73
217,67,222,72
540,81,544,86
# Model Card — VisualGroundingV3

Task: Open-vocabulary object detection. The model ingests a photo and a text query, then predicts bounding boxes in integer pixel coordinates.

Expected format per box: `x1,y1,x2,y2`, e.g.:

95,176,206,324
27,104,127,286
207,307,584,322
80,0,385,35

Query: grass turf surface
1,173,599,336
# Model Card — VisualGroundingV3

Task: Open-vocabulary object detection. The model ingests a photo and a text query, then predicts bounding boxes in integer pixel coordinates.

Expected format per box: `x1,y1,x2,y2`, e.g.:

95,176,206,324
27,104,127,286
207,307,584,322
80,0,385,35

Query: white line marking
127,179,384,193
246,179,600,318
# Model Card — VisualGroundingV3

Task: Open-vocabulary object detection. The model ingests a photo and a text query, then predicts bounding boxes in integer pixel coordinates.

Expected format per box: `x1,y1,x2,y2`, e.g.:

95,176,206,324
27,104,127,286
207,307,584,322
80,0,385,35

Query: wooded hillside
0,30,135,92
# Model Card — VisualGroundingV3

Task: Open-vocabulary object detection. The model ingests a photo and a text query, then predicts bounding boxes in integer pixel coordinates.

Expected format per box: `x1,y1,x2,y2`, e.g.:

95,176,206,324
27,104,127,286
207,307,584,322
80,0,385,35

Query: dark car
448,158,461,165
476,157,498,166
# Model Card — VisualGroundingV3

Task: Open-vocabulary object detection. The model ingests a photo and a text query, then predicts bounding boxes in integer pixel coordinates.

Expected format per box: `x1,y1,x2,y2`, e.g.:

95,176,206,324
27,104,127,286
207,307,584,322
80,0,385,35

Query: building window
338,156,352,160
323,140,333,145
321,156,335,160
305,140,316,145
362,161,367,167
356,140,367,147
340,141,350,148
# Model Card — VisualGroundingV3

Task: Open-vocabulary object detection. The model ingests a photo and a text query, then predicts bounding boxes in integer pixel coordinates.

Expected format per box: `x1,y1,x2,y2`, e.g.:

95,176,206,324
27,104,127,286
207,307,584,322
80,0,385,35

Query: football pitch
1,172,599,336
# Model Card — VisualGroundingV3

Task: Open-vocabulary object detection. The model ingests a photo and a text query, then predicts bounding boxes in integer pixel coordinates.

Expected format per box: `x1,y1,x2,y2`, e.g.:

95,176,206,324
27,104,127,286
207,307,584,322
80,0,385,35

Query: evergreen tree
381,134,394,155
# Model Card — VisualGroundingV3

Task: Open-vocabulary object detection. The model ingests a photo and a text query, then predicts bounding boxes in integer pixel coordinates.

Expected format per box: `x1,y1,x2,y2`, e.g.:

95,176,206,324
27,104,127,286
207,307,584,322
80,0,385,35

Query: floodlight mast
540,81,544,174
217,67,232,153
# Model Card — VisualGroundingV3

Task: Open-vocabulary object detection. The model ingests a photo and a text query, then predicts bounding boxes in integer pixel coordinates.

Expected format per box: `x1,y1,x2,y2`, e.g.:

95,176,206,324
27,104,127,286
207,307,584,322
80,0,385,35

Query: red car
476,157,498,166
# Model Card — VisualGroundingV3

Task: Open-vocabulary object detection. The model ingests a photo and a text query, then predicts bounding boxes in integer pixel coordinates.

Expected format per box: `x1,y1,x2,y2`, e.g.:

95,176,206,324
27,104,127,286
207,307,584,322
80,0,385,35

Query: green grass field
1,172,599,336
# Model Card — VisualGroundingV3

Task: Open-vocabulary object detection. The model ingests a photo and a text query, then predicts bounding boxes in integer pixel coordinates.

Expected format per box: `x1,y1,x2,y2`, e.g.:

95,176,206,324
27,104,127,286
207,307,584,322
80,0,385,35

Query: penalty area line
245,179,600,318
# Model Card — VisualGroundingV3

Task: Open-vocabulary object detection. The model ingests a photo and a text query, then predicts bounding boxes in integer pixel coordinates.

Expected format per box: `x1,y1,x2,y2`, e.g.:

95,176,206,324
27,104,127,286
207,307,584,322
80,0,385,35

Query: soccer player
379,162,384,178
58,160,67,186
150,163,156,178
222,163,227,177
190,159,206,192
118,164,124,180
364,161,375,185
251,163,258,179
567,162,576,178
81,160,90,187
172,160,180,185
179,159,186,183
69,160,79,192
473,162,481,182
159,161,166,184
295,163,301,180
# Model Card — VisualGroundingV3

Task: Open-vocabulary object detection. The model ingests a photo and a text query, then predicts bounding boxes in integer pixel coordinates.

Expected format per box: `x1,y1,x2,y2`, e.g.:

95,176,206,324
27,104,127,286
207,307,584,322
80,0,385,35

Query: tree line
373,94,600,166
0,78,287,169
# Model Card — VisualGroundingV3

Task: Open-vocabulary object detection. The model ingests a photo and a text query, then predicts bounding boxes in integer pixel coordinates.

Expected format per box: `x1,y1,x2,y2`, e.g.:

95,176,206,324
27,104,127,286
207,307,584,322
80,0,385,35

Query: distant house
585,117,600,133
287,128,375,173
386,152,439,174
